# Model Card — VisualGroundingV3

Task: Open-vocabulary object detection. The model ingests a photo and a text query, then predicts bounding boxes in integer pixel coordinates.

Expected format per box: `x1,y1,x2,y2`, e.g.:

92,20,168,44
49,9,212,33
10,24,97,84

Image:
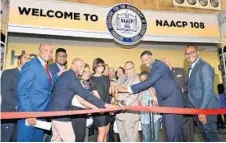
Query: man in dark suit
17,43,58,142
43,48,67,142
49,48,67,77
1,53,31,142
161,58,194,142
51,58,117,142
185,45,220,141
117,50,184,142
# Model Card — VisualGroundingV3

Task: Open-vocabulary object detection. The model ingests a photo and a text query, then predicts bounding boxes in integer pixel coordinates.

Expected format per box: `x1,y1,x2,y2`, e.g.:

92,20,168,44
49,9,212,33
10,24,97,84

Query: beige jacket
116,75,140,121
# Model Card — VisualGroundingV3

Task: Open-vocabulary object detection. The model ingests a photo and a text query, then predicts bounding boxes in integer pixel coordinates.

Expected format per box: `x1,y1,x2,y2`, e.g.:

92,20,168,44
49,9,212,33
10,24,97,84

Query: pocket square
177,75,182,78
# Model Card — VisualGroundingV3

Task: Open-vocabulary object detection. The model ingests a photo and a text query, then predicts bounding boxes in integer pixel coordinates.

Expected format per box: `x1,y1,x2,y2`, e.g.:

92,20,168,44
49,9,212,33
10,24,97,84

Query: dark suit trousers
162,114,183,142
71,106,87,142
194,115,219,142
182,115,194,142
1,119,17,142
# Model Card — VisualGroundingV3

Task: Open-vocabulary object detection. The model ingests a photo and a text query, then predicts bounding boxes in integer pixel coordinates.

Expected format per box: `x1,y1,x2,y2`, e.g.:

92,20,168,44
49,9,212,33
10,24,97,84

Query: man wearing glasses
185,44,220,141
116,61,140,142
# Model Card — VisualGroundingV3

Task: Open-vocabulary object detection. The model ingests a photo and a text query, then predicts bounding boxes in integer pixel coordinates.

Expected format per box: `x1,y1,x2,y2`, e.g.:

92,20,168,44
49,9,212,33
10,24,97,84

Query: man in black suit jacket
117,51,184,142
49,48,67,78
161,58,194,142
1,53,30,142
51,58,116,142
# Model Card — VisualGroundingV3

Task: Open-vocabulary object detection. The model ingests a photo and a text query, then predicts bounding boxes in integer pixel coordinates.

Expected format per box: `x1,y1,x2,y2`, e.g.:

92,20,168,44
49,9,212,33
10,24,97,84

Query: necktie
45,64,53,84
188,65,192,78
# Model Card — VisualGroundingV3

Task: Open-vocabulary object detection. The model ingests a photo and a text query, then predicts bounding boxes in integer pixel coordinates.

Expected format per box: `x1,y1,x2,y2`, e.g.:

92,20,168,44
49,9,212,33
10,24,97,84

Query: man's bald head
72,58,84,65
161,58,172,69
71,58,85,76
38,43,53,62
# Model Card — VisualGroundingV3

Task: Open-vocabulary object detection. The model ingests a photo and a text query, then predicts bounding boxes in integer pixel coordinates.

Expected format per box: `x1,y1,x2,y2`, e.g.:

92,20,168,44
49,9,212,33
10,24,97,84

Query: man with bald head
17,43,55,142
51,58,117,142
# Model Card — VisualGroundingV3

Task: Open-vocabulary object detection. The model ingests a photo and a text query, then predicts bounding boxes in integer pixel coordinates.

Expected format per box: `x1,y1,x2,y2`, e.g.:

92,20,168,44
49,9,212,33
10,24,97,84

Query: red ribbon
1,106,226,120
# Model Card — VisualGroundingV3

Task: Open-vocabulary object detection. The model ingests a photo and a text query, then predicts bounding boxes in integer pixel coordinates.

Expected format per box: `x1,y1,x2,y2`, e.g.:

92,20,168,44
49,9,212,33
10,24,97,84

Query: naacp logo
106,4,147,45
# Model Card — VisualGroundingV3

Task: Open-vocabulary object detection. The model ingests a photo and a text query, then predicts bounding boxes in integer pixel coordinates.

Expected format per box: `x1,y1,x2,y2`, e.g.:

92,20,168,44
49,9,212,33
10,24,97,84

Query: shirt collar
56,63,65,71
190,57,200,69
37,56,46,67
150,59,156,69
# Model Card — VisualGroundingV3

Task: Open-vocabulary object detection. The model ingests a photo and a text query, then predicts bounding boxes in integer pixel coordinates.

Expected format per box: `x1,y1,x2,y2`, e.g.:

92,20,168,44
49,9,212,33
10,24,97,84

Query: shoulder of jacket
200,59,212,69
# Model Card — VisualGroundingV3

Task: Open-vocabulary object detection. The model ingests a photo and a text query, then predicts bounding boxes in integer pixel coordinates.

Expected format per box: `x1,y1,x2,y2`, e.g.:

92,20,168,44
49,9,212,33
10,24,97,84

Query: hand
109,112,115,115
27,118,37,125
116,85,128,93
198,114,207,124
104,103,118,108
57,69,67,76
153,99,159,107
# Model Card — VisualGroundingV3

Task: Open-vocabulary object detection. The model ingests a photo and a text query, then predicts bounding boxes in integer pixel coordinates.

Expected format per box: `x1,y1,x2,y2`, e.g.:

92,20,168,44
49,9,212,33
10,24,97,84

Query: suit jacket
131,59,184,107
49,63,60,77
172,67,188,107
188,58,220,109
116,75,140,121
51,69,105,121
1,68,20,111
17,57,54,112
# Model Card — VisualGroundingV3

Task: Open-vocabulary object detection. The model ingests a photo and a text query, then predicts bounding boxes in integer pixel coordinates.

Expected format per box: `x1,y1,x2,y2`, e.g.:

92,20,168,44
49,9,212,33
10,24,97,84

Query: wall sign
8,0,221,43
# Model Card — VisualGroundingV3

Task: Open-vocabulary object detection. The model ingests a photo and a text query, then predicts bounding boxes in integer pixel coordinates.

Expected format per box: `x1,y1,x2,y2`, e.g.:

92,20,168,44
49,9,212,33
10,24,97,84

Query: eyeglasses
184,51,197,56
125,66,134,71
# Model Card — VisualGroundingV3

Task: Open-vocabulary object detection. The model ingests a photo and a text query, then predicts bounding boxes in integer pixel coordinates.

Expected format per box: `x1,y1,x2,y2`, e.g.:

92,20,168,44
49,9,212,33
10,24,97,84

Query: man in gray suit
185,44,220,142
1,53,30,142
161,58,194,142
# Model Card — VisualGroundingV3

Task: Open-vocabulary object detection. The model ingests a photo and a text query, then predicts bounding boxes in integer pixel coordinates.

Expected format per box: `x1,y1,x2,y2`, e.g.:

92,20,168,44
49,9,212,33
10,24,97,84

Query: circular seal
106,4,147,45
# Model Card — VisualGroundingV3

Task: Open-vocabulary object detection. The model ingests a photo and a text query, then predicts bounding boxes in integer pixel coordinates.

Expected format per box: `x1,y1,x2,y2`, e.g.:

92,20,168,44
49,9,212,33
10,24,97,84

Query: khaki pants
116,119,139,142
51,120,75,142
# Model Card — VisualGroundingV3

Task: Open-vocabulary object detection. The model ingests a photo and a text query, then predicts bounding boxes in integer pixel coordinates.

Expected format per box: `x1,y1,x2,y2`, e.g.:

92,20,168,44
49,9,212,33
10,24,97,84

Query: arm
124,93,139,106
69,78,105,108
1,70,17,108
123,77,140,106
148,87,158,106
92,90,101,99
76,96,98,109
17,64,35,111
200,64,215,109
131,64,165,94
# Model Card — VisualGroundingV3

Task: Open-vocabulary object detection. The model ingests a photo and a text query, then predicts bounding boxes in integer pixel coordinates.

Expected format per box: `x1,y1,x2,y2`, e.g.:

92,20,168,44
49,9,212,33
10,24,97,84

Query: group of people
1,43,223,142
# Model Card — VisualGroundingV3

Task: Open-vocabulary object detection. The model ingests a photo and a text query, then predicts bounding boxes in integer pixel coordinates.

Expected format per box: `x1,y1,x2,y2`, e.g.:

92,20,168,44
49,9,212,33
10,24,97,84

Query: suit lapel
189,59,202,80
54,63,60,73
35,58,52,86
150,59,158,71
